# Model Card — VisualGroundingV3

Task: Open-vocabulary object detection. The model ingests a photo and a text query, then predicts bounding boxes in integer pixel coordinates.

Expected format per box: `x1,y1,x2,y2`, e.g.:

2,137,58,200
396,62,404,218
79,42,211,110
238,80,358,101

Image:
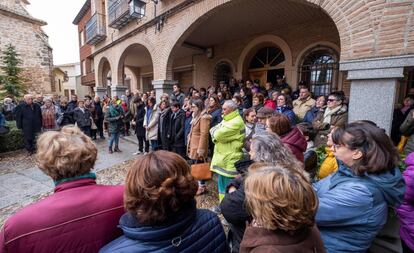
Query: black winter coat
220,158,254,253
158,108,172,150
134,104,146,137
15,102,42,137
58,105,74,126
73,108,92,128
170,109,186,148
94,102,104,119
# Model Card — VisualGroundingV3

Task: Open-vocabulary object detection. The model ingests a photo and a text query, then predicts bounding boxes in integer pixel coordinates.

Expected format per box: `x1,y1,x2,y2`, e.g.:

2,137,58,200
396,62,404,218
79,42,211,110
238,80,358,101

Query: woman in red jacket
0,126,124,253
266,113,307,162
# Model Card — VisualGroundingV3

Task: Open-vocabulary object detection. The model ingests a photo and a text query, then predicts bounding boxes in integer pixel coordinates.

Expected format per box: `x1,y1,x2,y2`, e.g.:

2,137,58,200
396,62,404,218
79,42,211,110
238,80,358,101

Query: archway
116,43,153,93
165,0,338,89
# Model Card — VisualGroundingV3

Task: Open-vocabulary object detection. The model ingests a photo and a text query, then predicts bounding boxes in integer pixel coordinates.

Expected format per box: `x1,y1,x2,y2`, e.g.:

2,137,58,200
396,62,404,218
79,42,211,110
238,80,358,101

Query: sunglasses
327,99,338,102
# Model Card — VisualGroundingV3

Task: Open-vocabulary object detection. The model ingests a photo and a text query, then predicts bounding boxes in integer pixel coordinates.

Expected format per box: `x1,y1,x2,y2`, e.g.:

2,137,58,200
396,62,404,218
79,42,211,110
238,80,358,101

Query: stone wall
0,0,53,95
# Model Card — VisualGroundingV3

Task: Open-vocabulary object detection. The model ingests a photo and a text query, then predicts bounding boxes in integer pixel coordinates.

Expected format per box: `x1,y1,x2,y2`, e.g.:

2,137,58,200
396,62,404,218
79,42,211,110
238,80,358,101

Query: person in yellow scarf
318,127,338,180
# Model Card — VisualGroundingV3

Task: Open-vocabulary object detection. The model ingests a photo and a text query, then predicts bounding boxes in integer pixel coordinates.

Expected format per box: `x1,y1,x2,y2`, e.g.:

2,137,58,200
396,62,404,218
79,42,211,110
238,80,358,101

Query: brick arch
161,0,356,80
115,43,153,86
96,56,111,88
294,41,341,67
236,34,293,80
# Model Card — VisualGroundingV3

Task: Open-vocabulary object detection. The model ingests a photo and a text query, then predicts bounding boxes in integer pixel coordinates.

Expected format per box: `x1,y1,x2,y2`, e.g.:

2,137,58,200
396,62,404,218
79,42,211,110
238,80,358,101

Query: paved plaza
0,137,138,226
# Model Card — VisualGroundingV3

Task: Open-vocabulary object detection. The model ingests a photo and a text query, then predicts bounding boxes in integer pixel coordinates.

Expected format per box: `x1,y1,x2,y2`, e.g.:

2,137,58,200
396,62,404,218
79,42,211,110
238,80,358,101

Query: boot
109,147,113,154
114,146,122,152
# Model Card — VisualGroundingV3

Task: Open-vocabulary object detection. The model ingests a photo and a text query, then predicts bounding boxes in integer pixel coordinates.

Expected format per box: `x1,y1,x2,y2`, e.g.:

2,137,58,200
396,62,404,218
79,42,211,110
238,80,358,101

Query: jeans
150,140,158,151
109,132,120,149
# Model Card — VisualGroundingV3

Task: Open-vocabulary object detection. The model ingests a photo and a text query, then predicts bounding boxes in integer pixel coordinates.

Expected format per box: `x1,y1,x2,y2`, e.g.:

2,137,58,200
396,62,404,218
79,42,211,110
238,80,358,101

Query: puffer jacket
400,109,414,154
99,202,227,253
276,105,296,126
396,152,414,251
280,127,307,162
73,107,91,128
210,110,245,178
314,162,405,253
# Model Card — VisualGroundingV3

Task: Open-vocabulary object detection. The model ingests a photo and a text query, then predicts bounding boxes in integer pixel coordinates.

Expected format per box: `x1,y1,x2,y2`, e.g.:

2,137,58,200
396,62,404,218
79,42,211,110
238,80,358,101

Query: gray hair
223,100,237,110
250,132,304,172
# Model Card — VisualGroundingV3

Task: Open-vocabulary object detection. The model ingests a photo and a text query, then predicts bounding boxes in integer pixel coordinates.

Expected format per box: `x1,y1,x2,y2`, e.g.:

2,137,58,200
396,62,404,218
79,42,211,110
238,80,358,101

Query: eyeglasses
327,99,338,102
277,98,285,101
332,143,343,151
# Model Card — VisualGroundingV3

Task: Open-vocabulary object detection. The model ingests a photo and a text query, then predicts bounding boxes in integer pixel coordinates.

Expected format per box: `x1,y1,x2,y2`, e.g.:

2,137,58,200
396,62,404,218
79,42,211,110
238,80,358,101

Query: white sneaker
133,151,142,155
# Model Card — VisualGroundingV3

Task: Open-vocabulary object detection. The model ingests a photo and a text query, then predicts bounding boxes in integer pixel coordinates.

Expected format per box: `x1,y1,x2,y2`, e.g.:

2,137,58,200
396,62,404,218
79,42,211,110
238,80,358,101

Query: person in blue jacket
276,93,296,125
313,121,405,253
100,150,227,253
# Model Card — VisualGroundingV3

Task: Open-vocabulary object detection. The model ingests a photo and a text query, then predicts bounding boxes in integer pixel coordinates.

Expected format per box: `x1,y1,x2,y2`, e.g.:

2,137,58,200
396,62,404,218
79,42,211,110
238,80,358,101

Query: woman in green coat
105,98,124,153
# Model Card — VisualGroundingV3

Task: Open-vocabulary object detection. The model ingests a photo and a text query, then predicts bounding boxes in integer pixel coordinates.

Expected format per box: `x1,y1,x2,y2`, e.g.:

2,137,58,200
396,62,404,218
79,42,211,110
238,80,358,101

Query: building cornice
0,4,46,26
73,0,91,25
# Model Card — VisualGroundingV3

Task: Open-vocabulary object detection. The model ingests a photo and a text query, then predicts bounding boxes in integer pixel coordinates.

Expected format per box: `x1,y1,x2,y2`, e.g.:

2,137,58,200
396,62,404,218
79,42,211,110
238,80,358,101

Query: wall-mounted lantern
129,0,146,18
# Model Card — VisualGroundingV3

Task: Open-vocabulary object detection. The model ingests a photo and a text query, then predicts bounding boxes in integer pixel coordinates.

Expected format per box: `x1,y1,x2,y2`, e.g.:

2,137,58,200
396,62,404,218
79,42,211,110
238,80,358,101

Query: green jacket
105,105,124,133
210,110,245,178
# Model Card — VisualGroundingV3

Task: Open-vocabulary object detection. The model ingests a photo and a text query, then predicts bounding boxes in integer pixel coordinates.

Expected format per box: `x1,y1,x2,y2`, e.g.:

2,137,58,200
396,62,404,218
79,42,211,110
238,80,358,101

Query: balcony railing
85,13,106,45
81,72,95,86
108,0,145,29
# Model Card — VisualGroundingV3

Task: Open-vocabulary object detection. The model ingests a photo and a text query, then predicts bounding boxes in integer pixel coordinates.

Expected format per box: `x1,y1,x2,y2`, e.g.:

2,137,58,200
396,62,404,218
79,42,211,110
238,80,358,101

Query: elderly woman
220,132,304,253
314,121,405,253
312,91,348,147
100,151,227,252
240,166,325,252
0,126,124,252
2,97,16,121
41,97,61,131
73,99,92,137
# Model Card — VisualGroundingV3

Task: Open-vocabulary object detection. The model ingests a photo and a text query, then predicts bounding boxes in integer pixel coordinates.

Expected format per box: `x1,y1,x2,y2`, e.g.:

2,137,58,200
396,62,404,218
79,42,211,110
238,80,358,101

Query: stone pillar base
152,80,177,103
94,86,107,99
111,85,128,97
340,55,414,133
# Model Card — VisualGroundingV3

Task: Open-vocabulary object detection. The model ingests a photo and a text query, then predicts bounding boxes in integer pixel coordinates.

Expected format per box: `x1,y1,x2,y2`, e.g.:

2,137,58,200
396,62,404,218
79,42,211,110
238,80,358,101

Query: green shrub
0,121,24,153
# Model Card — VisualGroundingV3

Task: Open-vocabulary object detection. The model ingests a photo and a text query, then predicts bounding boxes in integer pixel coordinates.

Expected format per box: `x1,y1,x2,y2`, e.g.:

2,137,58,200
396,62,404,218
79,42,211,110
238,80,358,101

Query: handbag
191,159,212,180
90,117,97,130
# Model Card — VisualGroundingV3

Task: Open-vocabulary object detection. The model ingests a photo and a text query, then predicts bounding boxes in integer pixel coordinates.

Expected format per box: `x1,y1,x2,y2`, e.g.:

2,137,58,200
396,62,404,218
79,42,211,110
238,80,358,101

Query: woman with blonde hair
100,150,226,252
0,126,124,252
240,166,325,253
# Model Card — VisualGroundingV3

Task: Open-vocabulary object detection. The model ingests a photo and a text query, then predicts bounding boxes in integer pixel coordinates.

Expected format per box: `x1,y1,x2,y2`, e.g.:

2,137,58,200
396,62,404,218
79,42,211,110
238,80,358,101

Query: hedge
0,121,24,153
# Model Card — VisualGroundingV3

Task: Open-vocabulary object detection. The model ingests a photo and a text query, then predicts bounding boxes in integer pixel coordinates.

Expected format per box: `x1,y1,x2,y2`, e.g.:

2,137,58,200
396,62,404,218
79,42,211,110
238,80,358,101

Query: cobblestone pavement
0,135,219,228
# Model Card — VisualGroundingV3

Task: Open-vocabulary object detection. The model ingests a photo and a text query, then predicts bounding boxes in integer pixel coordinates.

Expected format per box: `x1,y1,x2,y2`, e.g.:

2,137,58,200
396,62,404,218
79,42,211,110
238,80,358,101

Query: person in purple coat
397,152,414,253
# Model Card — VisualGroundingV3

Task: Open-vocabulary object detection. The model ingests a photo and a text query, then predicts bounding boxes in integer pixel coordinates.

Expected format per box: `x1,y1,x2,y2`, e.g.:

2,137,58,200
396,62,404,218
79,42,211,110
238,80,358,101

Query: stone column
111,85,128,97
94,86,107,99
340,55,414,134
152,80,177,103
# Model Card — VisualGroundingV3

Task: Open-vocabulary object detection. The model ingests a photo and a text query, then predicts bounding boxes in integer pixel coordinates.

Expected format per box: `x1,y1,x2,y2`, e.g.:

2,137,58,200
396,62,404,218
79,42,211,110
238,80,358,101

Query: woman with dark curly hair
100,150,227,253
240,166,325,252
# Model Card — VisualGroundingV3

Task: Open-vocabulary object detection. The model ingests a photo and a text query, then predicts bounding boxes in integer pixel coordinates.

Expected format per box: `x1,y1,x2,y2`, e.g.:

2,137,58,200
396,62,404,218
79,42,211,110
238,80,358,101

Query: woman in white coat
143,97,160,151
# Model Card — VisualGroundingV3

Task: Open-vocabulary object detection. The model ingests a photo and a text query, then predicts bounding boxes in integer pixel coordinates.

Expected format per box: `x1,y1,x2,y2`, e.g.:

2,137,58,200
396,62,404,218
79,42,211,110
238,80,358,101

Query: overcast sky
27,0,85,65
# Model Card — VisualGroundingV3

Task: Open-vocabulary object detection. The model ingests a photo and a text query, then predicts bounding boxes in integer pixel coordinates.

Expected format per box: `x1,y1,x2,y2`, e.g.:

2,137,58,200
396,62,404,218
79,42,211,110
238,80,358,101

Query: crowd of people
0,77,413,253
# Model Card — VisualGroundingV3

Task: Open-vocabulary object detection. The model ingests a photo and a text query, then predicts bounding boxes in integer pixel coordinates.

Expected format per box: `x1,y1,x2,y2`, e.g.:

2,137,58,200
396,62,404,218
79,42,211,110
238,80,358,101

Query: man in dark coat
15,94,42,154
169,102,186,157
133,97,149,154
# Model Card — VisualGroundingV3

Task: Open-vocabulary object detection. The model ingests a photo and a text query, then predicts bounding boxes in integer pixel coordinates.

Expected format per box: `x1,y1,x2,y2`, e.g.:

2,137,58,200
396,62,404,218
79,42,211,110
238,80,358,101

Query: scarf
323,105,342,124
41,105,56,129
54,172,96,186
109,104,121,117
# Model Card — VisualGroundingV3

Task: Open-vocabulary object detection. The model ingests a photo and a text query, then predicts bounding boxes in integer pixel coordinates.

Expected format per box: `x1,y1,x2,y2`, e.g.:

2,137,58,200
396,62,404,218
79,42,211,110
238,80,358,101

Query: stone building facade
0,0,53,94
74,0,414,132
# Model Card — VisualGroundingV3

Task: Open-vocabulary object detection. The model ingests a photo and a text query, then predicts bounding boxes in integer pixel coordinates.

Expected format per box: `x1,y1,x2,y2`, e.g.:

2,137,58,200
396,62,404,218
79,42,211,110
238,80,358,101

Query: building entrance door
248,46,285,86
